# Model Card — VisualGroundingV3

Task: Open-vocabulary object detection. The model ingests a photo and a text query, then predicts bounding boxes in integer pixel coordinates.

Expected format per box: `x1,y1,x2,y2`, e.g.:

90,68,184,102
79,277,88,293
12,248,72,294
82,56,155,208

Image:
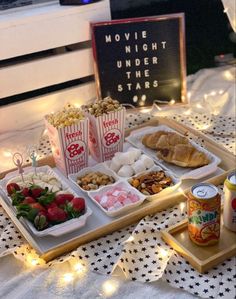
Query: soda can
223,170,236,232
187,183,221,246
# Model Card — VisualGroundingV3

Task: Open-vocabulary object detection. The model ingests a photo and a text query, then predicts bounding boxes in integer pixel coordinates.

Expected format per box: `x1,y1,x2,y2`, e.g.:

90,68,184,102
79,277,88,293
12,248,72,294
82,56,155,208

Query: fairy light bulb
101,280,119,297
63,273,74,283
179,202,186,213
159,248,168,258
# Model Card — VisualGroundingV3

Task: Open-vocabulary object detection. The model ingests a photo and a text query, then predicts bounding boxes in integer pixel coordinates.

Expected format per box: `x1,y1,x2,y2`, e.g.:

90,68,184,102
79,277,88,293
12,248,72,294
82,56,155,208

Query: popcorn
82,97,122,117
45,107,84,128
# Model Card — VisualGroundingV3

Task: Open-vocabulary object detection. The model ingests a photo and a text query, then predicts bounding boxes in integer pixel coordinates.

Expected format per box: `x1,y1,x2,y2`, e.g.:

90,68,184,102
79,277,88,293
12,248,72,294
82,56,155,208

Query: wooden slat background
0,0,111,99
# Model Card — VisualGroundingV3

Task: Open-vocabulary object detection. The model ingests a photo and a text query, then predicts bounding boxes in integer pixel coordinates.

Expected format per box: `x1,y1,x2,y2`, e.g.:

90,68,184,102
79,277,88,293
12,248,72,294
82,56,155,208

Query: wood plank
0,49,93,98
0,81,96,135
0,1,111,60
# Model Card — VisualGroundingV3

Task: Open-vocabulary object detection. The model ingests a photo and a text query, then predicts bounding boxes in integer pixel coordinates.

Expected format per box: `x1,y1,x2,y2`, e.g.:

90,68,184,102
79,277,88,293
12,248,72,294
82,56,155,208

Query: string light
3,150,12,158
159,248,169,258
63,272,74,283
26,253,45,267
101,279,119,297
179,202,186,213
125,235,135,243
169,99,176,105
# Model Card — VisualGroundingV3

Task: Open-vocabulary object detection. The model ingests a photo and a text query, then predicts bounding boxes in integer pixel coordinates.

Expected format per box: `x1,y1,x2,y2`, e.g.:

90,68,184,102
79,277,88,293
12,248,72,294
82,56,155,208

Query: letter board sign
91,13,186,106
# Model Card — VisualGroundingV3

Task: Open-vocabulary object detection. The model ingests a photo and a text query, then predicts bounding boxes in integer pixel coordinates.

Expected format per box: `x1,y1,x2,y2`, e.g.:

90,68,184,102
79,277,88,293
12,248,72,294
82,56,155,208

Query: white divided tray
126,125,221,180
69,157,181,215
0,166,92,237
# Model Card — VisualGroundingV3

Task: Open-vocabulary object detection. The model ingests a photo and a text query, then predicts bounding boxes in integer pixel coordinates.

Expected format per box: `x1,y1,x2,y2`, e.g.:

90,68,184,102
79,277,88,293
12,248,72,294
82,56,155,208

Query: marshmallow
127,148,142,161
140,154,155,169
118,165,134,177
132,160,146,174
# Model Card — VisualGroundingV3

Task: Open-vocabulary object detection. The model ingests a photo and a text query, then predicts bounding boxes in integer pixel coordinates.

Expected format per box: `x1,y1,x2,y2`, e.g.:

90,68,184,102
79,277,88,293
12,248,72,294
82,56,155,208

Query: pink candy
94,186,140,211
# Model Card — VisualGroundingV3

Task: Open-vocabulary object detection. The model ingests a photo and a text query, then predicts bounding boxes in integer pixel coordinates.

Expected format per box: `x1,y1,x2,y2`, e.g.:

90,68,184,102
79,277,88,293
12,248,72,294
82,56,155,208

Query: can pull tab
197,189,207,197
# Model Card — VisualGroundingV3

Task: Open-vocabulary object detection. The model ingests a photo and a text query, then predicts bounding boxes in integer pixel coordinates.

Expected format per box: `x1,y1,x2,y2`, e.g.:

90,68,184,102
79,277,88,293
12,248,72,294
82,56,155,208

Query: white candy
113,201,123,210
132,160,146,174
123,198,132,206
118,152,136,165
110,159,121,172
117,165,134,177
127,148,142,161
140,154,154,169
100,195,108,207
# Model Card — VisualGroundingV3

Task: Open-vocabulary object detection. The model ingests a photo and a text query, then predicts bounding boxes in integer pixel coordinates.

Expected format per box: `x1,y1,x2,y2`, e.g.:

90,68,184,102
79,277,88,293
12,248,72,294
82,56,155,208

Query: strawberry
34,210,48,231
29,202,46,212
66,197,85,218
21,187,30,197
47,206,68,223
45,201,57,209
7,183,20,195
30,186,44,199
22,196,36,204
55,194,74,206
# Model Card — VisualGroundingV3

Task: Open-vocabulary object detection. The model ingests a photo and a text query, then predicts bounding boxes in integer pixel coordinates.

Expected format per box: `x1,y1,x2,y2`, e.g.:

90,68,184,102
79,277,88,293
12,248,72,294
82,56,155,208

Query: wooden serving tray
0,117,235,262
161,211,236,273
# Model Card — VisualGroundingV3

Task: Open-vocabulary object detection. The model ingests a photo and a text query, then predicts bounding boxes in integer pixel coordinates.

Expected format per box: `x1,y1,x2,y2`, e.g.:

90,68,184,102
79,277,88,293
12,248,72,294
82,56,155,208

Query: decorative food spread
76,171,116,191
142,131,209,168
129,170,173,196
0,104,232,273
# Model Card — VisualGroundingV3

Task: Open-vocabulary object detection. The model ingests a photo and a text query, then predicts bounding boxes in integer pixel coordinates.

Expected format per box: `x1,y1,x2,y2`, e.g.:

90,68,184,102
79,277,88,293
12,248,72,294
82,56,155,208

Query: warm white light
224,70,234,80
187,92,192,100
183,109,191,115
179,202,186,213
26,253,44,267
159,248,168,258
3,151,12,158
224,7,229,13
63,273,74,283
219,89,224,95
101,280,119,297
210,91,216,96
169,99,176,105
196,103,203,109
126,236,134,242
74,103,81,108
74,262,86,275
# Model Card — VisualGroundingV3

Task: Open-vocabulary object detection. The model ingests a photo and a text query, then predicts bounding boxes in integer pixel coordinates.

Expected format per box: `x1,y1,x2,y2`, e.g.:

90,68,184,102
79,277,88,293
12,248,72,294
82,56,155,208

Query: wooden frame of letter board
0,117,235,262
91,13,187,105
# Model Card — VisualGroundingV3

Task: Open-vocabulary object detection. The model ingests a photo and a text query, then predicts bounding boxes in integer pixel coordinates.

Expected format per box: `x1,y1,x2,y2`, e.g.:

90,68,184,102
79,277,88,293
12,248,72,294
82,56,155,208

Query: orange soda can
187,183,221,246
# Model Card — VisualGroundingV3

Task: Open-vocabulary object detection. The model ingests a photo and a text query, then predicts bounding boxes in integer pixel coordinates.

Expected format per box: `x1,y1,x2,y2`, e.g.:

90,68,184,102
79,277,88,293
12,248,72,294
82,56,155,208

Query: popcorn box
45,118,89,176
87,108,126,162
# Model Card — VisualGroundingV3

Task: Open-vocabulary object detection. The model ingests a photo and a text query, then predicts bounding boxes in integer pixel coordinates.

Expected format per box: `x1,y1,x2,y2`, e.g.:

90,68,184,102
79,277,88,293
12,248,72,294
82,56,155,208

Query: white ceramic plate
88,181,146,217
68,163,119,194
0,166,92,237
126,125,221,180
127,165,181,201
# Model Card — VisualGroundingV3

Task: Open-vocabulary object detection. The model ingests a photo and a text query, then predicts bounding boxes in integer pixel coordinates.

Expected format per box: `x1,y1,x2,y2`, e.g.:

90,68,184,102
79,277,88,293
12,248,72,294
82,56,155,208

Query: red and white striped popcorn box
45,118,89,176
87,108,126,162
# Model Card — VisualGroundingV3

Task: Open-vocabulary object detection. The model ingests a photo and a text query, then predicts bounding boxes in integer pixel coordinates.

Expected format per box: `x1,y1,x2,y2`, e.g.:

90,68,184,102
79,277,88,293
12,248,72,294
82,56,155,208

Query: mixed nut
45,107,84,128
129,171,173,196
77,171,115,191
82,97,123,117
